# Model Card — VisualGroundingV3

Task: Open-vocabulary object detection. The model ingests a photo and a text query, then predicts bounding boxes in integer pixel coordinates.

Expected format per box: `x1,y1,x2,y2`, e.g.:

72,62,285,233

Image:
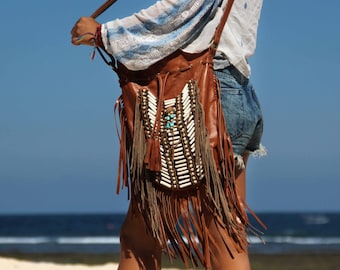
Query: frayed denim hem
234,144,267,169
234,154,246,169
251,144,267,158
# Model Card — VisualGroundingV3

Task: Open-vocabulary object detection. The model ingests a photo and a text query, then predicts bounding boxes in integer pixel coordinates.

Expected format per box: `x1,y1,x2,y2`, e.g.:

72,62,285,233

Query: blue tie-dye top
101,0,263,77
101,0,222,70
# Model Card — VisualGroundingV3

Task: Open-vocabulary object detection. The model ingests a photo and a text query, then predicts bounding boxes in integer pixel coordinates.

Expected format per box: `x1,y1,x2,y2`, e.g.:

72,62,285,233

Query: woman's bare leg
205,153,251,270
117,153,251,270
118,201,162,270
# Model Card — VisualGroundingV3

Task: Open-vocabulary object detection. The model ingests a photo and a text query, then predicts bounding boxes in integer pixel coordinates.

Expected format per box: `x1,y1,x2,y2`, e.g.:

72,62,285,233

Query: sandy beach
0,257,183,270
0,254,182,270
0,258,181,270
0,257,118,270
0,253,339,270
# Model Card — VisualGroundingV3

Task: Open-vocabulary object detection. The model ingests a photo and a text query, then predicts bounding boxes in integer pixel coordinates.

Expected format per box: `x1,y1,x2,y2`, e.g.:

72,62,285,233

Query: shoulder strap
91,0,117,18
211,0,234,53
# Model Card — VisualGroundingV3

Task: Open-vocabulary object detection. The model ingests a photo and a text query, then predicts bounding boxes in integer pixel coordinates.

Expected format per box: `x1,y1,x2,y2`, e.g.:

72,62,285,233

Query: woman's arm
71,0,221,70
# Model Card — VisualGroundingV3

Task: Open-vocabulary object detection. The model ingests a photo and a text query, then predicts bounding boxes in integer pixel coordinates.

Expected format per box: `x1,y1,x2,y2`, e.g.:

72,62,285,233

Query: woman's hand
71,17,100,46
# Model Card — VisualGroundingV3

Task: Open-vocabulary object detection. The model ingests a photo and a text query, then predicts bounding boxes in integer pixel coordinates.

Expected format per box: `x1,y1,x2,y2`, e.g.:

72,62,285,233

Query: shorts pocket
220,87,245,140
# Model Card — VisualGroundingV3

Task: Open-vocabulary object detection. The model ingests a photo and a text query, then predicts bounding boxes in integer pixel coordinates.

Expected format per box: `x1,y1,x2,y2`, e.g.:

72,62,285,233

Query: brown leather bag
91,0,257,268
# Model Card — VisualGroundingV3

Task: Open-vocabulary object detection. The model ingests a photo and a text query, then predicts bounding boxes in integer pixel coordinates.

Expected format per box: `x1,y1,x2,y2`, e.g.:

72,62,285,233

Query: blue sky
0,0,339,214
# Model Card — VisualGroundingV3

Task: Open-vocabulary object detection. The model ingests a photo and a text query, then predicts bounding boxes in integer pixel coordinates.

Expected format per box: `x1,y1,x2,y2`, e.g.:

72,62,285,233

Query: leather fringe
115,82,252,269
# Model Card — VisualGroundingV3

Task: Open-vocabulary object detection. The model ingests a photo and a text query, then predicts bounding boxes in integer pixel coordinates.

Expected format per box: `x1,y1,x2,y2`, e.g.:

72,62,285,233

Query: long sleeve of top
101,0,263,77
101,0,221,70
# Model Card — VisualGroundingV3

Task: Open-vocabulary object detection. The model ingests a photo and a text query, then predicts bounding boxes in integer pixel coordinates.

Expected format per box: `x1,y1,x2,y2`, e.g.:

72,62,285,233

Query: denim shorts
215,66,266,166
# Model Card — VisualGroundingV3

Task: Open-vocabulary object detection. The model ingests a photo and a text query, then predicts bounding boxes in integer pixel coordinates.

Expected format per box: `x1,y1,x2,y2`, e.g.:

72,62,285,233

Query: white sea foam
0,236,120,245
0,237,50,244
57,237,120,244
302,214,330,225
1,236,340,246
249,236,340,245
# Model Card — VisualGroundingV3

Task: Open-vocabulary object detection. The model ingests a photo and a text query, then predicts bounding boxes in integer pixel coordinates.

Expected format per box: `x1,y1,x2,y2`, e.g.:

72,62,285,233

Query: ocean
0,212,339,255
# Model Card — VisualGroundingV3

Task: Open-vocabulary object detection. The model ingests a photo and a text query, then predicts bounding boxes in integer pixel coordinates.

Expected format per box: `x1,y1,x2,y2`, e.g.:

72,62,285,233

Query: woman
71,0,265,269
